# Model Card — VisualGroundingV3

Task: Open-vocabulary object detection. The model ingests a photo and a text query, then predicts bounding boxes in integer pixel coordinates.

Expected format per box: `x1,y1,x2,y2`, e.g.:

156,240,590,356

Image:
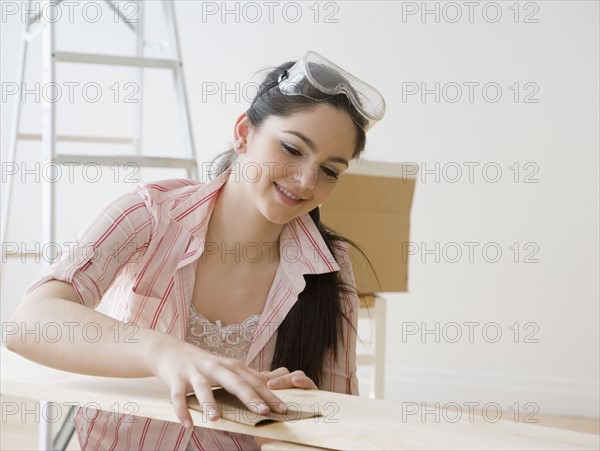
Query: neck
205,171,282,265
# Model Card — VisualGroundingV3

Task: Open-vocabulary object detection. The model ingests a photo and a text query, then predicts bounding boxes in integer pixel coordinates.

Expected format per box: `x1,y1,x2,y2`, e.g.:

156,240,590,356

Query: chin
264,211,296,225
261,206,304,225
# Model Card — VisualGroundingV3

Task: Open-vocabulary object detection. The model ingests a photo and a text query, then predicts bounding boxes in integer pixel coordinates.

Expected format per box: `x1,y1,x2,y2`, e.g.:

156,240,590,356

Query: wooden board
1,348,598,450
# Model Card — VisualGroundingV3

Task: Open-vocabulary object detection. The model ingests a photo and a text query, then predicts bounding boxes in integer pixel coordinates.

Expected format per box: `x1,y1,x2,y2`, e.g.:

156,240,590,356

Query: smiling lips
274,183,307,205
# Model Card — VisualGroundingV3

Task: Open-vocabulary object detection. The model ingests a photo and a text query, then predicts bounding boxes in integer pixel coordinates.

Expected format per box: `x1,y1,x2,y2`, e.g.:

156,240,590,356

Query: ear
233,113,253,154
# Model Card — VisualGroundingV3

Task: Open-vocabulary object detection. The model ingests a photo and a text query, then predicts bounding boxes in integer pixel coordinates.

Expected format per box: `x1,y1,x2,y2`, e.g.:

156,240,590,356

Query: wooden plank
1,349,598,450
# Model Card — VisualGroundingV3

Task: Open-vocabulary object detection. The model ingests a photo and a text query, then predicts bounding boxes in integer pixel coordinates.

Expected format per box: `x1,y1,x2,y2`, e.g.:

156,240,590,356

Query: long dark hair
210,59,381,387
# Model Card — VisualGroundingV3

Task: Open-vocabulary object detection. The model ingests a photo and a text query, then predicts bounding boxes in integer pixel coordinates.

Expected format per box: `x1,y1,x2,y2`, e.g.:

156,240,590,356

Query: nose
297,163,319,191
287,161,317,192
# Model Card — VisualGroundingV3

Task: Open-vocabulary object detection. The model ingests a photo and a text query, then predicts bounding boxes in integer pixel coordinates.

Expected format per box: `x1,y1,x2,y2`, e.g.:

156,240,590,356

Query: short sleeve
23,186,155,309
320,240,360,395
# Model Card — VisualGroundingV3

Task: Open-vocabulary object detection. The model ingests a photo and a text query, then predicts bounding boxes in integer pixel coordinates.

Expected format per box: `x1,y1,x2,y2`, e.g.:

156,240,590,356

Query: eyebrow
282,130,349,167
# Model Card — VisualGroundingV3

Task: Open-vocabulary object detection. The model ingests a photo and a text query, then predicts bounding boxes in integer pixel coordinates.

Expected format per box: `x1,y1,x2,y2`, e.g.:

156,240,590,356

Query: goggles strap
254,70,288,100
277,70,288,83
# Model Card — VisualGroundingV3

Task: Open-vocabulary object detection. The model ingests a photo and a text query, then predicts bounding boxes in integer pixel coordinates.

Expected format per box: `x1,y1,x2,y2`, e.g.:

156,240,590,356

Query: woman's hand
261,367,318,390
147,335,288,429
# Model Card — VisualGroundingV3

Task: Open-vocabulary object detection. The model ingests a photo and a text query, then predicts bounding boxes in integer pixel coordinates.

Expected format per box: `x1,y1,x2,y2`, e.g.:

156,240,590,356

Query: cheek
314,182,337,203
263,151,290,180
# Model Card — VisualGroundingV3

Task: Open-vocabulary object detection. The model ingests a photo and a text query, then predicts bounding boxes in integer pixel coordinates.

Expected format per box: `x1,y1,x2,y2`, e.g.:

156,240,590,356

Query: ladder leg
134,1,145,159
52,405,77,450
132,0,145,183
1,0,32,278
41,5,57,251
39,3,57,449
164,1,199,181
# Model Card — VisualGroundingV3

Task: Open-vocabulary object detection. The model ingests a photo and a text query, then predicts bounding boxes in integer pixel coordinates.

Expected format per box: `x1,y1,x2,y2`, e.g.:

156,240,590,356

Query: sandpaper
186,386,322,426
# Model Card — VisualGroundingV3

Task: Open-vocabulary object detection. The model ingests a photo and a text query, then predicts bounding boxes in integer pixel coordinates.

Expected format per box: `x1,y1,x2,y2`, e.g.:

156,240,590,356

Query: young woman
7,50,386,450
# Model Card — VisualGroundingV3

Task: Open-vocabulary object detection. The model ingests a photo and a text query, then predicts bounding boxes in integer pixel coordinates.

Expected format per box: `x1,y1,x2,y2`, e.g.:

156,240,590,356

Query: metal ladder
1,1,198,449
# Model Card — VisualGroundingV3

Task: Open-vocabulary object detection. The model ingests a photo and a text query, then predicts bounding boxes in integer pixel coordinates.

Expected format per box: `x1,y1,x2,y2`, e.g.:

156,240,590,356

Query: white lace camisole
184,303,261,361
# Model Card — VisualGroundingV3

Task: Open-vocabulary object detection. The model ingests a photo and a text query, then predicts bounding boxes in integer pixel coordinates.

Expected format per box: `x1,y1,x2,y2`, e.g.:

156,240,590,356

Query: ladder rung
54,154,197,169
18,133,134,145
54,51,180,69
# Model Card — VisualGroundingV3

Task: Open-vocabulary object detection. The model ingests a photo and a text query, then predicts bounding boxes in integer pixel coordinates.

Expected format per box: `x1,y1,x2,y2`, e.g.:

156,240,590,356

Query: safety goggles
259,51,386,132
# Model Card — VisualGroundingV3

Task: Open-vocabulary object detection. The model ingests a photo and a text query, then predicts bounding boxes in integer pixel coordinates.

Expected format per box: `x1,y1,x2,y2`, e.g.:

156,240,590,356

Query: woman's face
234,104,357,225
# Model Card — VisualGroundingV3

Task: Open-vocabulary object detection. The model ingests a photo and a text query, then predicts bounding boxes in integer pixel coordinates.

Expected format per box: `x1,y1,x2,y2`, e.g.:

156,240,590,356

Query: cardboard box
320,159,417,294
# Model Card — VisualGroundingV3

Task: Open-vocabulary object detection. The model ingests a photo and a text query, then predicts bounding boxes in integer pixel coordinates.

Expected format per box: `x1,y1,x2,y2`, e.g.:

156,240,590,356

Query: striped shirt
24,167,360,450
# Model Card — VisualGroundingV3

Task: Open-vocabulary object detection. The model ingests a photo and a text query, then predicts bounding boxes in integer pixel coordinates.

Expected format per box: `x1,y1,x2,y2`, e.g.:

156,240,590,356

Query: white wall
1,1,598,419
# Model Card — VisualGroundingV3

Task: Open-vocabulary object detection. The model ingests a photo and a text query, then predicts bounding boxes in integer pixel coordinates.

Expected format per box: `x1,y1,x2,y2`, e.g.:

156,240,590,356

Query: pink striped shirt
24,168,360,450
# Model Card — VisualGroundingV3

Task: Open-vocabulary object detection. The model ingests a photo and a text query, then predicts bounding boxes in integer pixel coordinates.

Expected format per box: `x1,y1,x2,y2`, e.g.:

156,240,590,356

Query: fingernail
258,403,269,414
184,420,192,429
268,380,278,388
279,403,288,413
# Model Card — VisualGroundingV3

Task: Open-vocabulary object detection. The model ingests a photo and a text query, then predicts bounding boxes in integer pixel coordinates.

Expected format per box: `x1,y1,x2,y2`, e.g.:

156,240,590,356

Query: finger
267,375,297,389
252,380,289,413
291,374,318,389
216,367,287,415
240,369,290,412
268,374,318,390
191,380,220,422
245,366,269,379
267,368,300,387
211,364,271,416
259,367,289,382
268,367,291,378
170,382,193,428
221,379,271,415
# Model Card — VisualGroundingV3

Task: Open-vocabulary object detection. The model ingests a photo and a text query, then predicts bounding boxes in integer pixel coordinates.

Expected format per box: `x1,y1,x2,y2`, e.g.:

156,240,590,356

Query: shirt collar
167,168,340,280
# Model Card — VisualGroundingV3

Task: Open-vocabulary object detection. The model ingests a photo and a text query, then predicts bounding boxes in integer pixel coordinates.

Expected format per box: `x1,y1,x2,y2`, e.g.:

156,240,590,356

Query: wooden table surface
1,348,598,450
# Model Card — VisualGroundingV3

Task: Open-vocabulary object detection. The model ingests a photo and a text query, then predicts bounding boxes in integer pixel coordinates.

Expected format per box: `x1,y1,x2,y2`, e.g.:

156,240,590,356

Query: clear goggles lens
277,51,386,132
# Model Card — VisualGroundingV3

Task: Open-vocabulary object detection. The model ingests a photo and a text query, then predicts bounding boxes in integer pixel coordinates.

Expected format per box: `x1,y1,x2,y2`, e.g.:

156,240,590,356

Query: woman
7,50,385,450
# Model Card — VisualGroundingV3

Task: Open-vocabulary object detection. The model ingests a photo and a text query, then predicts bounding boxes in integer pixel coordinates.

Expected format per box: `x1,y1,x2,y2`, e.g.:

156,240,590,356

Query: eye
281,141,340,180
322,167,340,180
281,142,301,156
